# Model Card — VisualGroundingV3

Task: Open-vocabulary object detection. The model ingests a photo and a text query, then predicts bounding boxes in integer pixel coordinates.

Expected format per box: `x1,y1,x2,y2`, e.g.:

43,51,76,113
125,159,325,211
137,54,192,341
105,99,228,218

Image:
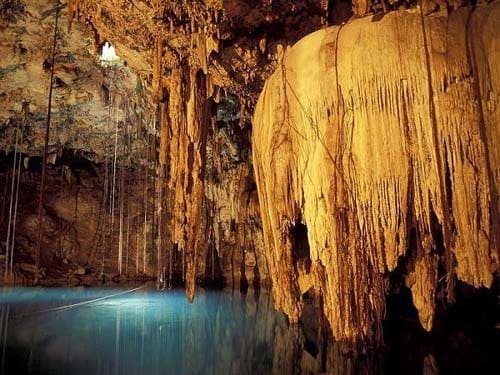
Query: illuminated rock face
1,0,498,344
253,4,499,342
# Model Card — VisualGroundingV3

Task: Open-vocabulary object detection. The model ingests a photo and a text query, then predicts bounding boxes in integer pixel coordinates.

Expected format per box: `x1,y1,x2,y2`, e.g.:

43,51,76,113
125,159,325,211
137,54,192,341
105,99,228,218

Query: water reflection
0,287,497,374
1,288,282,375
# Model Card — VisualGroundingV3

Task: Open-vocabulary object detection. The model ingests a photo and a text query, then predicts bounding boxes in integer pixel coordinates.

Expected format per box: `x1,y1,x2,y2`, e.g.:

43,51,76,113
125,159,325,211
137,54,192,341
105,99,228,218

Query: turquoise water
0,287,286,375
1,287,497,374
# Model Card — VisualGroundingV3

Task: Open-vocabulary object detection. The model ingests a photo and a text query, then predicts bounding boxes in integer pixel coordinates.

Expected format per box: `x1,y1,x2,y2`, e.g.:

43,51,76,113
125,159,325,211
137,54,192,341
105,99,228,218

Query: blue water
0,287,287,375
1,287,496,374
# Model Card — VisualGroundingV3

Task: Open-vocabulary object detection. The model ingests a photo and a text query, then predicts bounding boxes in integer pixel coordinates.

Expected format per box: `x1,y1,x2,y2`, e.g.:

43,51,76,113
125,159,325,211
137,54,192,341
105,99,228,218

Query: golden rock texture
66,0,326,294
67,0,328,103
253,4,499,342
1,0,269,288
2,0,498,344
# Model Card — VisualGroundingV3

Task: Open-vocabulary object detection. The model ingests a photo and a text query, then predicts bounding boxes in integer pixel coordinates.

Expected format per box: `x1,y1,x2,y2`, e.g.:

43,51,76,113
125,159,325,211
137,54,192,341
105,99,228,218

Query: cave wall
0,0,153,160
2,0,498,346
253,3,499,342
0,0,158,283
1,0,268,288
203,108,269,290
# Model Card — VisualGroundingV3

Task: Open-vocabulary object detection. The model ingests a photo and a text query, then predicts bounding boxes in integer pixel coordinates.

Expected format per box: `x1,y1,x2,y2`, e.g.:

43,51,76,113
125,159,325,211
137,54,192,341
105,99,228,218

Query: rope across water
12,284,148,319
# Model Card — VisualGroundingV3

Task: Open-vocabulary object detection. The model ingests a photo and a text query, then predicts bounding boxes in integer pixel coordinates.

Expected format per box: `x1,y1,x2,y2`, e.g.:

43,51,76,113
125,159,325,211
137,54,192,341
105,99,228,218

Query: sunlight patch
100,42,120,66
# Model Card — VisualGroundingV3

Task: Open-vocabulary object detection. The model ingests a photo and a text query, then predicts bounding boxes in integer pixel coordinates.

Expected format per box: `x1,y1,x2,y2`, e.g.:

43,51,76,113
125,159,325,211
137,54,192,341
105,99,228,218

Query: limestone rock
253,4,499,342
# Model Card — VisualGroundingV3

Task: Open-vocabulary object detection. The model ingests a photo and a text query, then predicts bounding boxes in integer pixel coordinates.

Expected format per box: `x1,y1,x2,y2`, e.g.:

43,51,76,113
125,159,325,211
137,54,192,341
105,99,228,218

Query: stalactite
67,0,79,32
253,5,499,343
152,37,162,103
163,66,210,301
417,0,454,305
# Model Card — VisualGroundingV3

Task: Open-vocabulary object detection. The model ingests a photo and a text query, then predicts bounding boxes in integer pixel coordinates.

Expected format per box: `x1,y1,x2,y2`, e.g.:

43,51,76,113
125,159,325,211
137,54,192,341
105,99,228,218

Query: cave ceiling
68,0,335,105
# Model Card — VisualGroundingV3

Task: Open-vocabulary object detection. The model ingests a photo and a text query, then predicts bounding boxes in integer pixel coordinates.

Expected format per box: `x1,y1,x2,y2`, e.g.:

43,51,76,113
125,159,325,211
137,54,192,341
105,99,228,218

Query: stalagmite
253,4,499,343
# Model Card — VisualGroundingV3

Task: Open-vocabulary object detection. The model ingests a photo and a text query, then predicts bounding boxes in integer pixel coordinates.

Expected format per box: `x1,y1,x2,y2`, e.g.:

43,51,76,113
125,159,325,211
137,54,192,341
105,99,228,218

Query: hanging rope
143,131,149,275
35,0,60,280
118,158,125,275
4,118,19,279
111,90,119,232
9,116,24,276
136,158,141,276
0,160,10,226
125,103,131,277
57,165,65,259
101,86,113,277
13,284,147,319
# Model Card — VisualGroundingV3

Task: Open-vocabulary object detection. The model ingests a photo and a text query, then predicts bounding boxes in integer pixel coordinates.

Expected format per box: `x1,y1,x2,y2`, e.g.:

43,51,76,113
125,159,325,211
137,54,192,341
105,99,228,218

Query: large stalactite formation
64,0,333,297
254,3,499,342
1,0,498,344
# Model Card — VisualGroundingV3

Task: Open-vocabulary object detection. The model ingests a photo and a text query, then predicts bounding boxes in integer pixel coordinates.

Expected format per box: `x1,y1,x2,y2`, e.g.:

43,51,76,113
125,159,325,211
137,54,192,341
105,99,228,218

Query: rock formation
0,0,498,345
0,0,270,290
253,3,499,342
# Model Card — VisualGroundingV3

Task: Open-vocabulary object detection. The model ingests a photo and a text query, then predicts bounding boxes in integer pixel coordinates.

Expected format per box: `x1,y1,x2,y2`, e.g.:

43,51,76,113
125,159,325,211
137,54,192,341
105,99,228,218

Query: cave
291,221,311,268
0,0,498,374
